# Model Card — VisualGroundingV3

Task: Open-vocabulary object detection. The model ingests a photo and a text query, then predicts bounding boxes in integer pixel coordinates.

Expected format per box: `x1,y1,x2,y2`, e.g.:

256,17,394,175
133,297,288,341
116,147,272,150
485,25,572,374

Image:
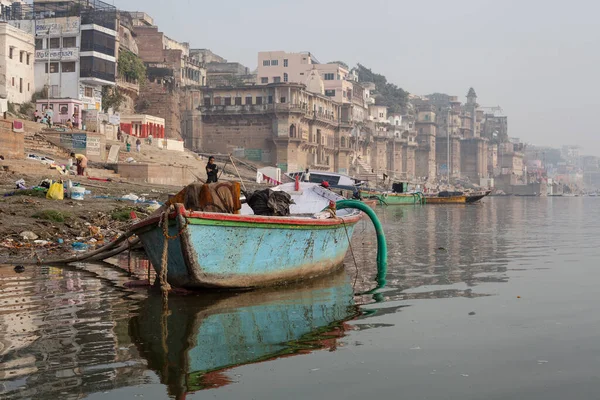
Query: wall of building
0,22,34,104
116,163,196,186
0,122,24,158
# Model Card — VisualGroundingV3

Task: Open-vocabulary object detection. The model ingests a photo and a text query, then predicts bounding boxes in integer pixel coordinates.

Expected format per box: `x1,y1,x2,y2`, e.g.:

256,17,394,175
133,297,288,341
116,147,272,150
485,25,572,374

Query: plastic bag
46,182,64,200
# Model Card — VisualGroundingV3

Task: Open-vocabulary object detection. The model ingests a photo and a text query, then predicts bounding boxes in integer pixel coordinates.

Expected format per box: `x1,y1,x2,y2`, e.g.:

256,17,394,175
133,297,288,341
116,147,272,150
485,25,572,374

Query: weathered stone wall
115,163,196,186
138,81,182,140
461,138,488,181
0,128,24,159
201,114,276,162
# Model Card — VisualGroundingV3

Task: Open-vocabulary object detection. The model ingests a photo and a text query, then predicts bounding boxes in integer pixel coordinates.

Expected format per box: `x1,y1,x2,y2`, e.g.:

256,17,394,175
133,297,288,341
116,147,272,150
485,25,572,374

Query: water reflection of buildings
349,201,514,302
0,265,144,399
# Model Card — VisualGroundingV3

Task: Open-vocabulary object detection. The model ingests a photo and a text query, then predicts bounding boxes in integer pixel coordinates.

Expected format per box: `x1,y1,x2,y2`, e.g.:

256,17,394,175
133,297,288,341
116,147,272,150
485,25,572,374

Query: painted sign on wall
60,133,87,149
86,136,101,156
35,48,79,61
35,18,80,36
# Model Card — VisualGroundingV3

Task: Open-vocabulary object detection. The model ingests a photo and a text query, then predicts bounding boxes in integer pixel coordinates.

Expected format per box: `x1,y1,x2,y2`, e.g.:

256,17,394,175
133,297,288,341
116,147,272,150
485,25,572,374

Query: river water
1,197,600,399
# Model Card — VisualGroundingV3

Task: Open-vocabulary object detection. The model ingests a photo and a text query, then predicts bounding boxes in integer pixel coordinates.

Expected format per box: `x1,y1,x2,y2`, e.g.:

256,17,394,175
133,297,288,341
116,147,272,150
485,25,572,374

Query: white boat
286,171,365,187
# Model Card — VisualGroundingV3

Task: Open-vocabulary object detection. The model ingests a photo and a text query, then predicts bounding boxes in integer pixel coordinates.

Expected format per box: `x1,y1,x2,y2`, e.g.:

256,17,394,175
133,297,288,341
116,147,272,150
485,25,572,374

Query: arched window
289,124,296,138
341,137,346,147
283,73,288,82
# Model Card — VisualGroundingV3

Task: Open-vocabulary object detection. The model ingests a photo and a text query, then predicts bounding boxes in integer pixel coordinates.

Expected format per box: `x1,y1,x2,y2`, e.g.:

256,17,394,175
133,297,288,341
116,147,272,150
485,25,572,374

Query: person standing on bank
70,152,88,176
206,156,219,183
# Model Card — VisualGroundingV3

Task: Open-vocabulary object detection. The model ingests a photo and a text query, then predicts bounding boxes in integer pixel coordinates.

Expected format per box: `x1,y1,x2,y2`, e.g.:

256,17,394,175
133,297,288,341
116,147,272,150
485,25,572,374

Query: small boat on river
130,182,373,289
424,190,491,204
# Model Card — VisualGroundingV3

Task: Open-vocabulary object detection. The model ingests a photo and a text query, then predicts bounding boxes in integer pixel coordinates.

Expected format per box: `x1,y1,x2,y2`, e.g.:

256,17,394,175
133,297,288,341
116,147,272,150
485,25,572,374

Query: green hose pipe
336,200,388,291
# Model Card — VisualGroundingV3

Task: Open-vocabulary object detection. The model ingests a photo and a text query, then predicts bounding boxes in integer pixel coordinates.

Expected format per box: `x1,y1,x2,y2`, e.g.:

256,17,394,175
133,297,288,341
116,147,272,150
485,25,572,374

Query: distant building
131,16,207,139
6,0,119,115
256,51,354,104
0,21,34,107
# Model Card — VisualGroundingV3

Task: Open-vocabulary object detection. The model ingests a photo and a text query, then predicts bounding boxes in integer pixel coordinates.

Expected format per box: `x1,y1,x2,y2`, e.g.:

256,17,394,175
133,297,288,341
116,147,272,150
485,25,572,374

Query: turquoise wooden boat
130,183,363,289
130,271,358,397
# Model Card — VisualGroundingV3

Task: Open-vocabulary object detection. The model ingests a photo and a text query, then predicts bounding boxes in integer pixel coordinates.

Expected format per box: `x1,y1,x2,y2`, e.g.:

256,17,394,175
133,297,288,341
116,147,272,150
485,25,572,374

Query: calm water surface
1,197,600,399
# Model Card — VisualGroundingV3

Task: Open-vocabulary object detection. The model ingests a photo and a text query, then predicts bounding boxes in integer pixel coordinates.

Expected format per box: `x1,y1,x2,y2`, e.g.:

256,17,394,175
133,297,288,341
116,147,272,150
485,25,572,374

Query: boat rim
130,203,363,232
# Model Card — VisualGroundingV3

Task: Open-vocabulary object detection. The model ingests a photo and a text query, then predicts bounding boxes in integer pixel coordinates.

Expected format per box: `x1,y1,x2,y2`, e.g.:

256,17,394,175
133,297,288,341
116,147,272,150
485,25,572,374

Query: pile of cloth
169,182,242,214
245,189,295,216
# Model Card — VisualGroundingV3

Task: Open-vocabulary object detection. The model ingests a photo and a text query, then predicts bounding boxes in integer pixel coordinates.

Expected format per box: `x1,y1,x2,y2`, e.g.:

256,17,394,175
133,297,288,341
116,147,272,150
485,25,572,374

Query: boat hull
133,205,362,289
361,191,424,205
424,195,467,204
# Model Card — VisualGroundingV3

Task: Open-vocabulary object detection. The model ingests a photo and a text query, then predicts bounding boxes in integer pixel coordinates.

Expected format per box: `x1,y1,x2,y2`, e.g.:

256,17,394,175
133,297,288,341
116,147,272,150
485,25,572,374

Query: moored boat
131,182,372,289
361,190,425,205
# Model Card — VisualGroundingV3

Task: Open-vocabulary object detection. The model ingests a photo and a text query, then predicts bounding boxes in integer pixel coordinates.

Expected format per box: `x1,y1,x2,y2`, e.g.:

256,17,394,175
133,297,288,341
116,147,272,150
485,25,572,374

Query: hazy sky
118,0,600,156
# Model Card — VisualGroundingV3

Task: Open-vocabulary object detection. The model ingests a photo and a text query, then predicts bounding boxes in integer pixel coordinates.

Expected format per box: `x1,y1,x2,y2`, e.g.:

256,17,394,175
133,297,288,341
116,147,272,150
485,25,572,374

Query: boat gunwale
130,204,363,232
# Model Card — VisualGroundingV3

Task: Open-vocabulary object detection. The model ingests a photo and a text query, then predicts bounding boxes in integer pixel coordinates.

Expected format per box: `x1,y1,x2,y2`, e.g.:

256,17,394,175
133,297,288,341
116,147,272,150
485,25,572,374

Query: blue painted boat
130,271,358,397
130,183,363,289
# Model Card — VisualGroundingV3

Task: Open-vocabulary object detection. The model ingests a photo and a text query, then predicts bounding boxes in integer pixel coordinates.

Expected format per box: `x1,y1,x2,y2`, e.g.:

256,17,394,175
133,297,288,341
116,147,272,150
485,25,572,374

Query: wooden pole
229,154,247,192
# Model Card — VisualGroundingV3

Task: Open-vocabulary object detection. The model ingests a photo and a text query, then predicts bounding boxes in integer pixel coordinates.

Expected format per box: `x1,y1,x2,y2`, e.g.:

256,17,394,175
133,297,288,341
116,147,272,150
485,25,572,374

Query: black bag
246,189,295,216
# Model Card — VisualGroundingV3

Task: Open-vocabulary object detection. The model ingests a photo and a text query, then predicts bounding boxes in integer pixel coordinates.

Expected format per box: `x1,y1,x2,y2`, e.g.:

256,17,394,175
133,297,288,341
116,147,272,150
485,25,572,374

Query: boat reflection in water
130,270,359,398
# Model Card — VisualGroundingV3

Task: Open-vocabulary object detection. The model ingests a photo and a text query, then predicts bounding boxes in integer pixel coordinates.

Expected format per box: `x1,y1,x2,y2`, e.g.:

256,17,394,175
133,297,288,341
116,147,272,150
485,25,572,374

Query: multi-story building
0,21,34,107
6,0,118,117
132,15,206,139
257,51,354,104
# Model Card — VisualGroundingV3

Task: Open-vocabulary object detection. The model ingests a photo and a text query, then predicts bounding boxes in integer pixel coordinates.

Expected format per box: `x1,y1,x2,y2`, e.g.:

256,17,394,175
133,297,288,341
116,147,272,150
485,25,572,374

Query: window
280,97,286,103
262,60,270,66
63,37,76,48
81,31,115,56
245,96,252,105
85,87,94,97
299,72,304,75
235,97,242,105
283,59,288,67
324,89,335,97
324,73,335,80
204,97,211,106
49,38,60,49
20,51,24,63
224,97,232,106
267,95,273,104
11,77,14,86
45,62,60,73
28,83,30,91
59,104,69,115
35,39,43,50
283,73,288,82
62,62,76,73
214,97,221,105
273,76,281,83
261,77,268,84
19,78,23,93
271,60,278,66
256,96,263,105
80,56,116,81
26,53,30,65
9,47,14,59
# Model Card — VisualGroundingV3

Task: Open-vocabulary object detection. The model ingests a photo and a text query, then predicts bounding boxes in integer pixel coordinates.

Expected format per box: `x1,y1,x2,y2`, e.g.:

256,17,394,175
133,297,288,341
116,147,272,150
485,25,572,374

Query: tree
101,86,125,112
356,63,409,114
118,50,147,84
328,60,349,70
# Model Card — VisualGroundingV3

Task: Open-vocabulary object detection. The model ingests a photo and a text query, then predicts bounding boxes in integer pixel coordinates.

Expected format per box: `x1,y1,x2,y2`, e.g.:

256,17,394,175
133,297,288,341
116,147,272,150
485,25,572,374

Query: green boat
361,190,424,205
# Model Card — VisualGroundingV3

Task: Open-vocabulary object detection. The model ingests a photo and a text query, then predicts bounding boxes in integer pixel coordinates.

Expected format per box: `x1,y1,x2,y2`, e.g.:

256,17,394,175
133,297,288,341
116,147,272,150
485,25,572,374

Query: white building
7,1,118,114
257,51,354,104
0,21,34,106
